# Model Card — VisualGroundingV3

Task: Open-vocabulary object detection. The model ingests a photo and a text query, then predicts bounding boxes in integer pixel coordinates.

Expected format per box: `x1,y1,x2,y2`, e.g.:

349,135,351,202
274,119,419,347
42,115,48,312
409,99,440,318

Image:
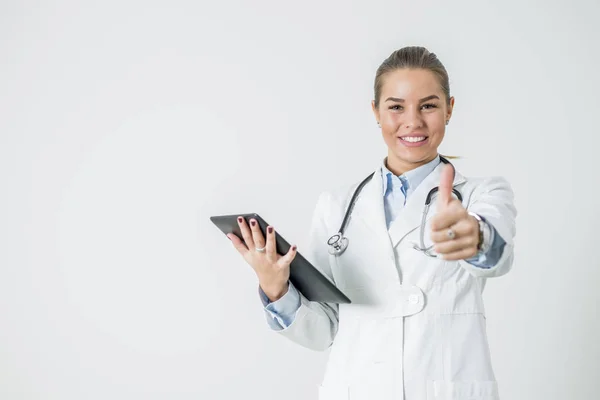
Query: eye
421,103,438,110
389,105,403,111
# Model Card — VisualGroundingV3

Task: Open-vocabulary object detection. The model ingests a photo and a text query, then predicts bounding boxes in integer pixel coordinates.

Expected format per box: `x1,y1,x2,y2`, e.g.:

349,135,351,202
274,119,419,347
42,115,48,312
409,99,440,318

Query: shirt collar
382,155,441,196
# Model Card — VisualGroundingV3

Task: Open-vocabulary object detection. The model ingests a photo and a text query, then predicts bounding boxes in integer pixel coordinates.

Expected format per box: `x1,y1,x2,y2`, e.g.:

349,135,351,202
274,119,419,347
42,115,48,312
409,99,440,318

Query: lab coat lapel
387,162,466,249
350,167,392,248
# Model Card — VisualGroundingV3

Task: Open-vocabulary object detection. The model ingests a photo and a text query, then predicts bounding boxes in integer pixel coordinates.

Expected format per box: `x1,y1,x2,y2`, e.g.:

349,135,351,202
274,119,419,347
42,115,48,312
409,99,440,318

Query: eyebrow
385,95,440,103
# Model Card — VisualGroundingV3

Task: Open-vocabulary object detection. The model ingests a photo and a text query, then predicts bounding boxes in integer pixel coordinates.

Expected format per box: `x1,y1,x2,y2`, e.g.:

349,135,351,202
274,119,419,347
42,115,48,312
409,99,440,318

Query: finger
434,235,479,255
265,226,277,263
430,217,477,243
437,163,455,207
278,244,298,268
430,200,466,231
439,246,479,261
237,216,255,249
227,233,249,256
249,219,266,250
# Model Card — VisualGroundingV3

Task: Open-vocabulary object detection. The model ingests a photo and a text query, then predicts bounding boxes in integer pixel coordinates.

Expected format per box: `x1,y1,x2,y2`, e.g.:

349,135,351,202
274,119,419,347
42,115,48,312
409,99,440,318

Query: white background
1,0,599,399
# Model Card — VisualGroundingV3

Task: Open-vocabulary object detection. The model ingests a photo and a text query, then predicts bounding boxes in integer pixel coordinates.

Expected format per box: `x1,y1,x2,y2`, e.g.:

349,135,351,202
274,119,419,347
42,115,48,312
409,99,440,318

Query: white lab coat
270,161,516,400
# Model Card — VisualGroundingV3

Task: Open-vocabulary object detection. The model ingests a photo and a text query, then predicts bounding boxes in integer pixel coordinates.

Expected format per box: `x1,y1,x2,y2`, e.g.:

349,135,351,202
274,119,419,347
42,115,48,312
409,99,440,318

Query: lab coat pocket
427,380,499,400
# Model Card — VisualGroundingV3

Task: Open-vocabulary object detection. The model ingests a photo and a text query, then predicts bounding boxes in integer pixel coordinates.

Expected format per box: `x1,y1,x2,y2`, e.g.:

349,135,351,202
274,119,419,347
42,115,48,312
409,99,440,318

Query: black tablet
210,213,351,304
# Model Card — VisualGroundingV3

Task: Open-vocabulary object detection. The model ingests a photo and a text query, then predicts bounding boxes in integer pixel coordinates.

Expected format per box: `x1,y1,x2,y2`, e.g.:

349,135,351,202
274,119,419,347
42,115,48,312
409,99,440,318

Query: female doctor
227,46,516,400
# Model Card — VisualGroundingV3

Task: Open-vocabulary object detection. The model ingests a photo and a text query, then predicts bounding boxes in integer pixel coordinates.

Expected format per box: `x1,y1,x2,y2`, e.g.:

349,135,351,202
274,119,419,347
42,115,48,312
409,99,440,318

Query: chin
393,148,436,164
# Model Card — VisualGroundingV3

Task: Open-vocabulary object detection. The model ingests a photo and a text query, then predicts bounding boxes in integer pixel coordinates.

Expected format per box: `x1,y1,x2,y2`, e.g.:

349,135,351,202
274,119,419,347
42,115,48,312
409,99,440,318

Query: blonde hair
373,46,451,109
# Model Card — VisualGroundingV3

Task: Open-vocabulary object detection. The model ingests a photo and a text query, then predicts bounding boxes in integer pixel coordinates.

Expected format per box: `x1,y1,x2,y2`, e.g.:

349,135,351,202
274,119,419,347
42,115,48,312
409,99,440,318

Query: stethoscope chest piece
327,233,349,256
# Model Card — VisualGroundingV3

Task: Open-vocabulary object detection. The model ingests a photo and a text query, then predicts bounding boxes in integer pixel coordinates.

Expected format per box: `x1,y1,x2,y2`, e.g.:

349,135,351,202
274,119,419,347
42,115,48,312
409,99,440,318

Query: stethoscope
327,155,462,258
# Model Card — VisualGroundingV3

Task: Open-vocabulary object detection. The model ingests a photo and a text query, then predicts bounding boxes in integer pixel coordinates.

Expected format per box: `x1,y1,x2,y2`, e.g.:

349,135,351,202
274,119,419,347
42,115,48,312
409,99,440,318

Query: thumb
278,244,298,267
437,163,455,206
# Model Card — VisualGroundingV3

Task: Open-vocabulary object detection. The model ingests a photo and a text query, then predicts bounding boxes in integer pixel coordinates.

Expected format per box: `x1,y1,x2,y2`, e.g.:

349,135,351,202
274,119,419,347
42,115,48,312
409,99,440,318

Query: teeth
401,136,426,143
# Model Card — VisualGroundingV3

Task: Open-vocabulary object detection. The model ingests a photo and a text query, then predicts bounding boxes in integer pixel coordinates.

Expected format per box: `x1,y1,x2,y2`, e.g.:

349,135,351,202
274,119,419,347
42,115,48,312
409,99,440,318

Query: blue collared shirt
259,157,507,330
382,156,439,228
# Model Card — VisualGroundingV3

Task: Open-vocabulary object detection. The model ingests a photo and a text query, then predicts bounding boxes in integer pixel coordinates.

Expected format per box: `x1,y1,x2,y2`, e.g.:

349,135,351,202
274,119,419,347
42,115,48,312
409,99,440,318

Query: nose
404,106,424,128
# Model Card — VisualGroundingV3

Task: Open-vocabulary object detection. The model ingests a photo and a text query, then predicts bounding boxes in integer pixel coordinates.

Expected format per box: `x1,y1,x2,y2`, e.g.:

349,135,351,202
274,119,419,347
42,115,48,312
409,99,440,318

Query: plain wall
1,0,599,399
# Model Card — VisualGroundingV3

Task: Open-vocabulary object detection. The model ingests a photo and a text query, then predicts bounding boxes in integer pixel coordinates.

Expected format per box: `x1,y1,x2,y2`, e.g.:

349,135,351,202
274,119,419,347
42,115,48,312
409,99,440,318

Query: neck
385,153,438,176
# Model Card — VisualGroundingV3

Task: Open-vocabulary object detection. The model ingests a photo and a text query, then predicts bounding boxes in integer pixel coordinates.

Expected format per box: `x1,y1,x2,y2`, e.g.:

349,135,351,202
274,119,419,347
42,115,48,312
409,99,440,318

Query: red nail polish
268,227,273,234
292,245,297,251
237,217,243,223
250,220,256,227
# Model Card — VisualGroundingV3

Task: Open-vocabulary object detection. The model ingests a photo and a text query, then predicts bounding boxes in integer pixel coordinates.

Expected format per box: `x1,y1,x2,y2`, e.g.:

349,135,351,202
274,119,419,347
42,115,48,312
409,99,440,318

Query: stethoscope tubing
328,155,461,257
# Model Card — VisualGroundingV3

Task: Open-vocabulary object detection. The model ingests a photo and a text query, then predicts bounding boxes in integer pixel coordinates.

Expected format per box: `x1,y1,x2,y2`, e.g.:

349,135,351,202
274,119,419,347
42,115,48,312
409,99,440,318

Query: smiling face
372,68,454,175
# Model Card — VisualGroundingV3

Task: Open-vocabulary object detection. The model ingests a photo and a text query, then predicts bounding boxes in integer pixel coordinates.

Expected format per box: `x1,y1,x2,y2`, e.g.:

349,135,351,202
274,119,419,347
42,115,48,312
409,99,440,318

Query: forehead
380,69,442,99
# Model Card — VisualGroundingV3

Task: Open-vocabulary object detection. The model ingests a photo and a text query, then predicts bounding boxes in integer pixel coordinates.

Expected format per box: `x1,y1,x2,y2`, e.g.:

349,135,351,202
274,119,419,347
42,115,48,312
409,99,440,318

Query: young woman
228,46,516,400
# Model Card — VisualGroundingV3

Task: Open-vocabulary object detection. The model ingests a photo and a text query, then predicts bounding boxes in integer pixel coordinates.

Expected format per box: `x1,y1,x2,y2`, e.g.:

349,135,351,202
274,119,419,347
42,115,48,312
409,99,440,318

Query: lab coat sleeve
461,176,517,278
261,191,339,351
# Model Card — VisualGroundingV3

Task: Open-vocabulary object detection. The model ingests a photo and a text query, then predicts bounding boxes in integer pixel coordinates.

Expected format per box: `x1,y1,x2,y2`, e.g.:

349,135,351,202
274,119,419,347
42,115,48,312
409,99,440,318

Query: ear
371,100,380,123
446,96,455,122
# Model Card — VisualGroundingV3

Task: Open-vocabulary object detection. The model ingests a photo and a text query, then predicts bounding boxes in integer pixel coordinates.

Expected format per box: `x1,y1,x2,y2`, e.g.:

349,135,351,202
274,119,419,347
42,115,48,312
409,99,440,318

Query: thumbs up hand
430,164,481,260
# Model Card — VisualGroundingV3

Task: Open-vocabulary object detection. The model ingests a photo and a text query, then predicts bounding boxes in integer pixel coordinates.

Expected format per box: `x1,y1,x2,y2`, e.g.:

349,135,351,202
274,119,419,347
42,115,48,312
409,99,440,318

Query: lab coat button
409,294,419,304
